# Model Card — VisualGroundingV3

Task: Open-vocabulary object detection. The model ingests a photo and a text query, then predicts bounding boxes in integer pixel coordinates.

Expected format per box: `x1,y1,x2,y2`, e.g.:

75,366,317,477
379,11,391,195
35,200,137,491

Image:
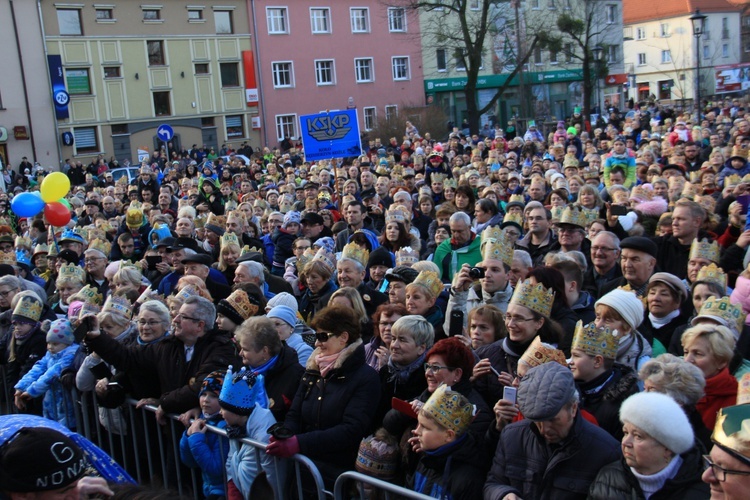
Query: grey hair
337,257,364,273
513,249,533,268
594,231,621,250
638,354,705,406
566,389,580,407
98,310,132,329
138,300,171,326
238,261,265,284
0,275,21,290
391,316,435,351
177,206,196,219
183,296,216,331
393,191,411,202
449,211,471,226
564,251,587,272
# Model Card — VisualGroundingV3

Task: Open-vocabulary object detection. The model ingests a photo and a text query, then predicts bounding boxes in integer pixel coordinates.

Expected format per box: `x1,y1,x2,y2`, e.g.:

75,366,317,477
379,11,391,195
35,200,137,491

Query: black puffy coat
484,414,621,500
578,365,640,440
587,445,709,500
263,344,304,422
284,340,381,485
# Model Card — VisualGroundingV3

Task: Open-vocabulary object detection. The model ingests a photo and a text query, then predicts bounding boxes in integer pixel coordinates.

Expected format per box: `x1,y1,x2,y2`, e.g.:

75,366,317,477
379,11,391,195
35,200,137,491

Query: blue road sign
299,109,361,162
157,124,174,142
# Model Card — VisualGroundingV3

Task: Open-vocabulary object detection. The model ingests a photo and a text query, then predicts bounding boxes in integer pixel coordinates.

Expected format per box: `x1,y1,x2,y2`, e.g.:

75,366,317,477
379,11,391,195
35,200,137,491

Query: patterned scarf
387,353,426,385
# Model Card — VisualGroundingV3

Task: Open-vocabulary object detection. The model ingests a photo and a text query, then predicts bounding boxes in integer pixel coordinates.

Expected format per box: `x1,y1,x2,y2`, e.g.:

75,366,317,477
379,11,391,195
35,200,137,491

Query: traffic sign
157,124,174,142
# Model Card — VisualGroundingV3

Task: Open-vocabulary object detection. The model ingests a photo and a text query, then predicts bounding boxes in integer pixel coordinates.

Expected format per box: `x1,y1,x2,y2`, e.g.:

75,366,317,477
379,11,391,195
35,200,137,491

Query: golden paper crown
502,212,523,228
225,289,259,320
550,206,564,221
12,295,42,322
689,171,701,183
510,279,554,318
312,247,336,272
630,185,652,201
519,336,567,368
194,216,207,229
681,182,697,199
32,244,49,256
581,206,600,225
47,243,59,258
695,263,727,291
689,238,720,263
240,245,262,256
742,174,750,184
443,178,457,190
226,210,247,225
0,252,16,266
87,238,111,258
697,296,746,334
296,248,316,274
385,209,406,225
58,264,85,283
412,270,443,298
335,167,348,178
175,284,201,303
725,174,743,187
395,246,419,267
74,284,103,306
14,236,32,249
86,228,107,243
712,405,750,462
695,195,716,213
102,294,132,319
421,383,474,435
508,194,525,205
431,173,447,185
342,242,369,268
221,232,240,249
571,321,620,359
731,144,749,159
206,213,227,228
481,228,514,268
562,154,579,168
582,168,600,179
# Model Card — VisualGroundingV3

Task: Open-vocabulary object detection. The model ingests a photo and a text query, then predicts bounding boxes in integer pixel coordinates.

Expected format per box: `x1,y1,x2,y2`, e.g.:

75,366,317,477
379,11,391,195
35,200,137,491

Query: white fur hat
266,291,298,313
619,392,693,455
595,288,644,332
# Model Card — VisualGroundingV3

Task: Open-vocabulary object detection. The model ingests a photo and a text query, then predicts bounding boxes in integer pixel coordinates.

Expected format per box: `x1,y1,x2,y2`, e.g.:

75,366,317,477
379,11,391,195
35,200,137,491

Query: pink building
250,1,424,148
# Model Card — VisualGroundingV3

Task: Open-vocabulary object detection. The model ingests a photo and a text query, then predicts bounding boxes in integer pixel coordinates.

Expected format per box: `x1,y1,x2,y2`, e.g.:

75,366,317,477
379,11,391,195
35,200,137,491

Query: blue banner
299,109,362,162
48,55,70,120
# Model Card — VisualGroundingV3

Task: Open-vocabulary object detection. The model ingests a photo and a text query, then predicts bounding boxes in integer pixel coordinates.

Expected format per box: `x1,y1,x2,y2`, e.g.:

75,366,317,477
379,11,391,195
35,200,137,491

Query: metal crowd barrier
334,472,434,500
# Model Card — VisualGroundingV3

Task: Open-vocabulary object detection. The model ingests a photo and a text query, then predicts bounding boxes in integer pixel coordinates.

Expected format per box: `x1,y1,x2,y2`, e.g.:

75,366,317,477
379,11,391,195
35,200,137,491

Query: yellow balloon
41,172,71,203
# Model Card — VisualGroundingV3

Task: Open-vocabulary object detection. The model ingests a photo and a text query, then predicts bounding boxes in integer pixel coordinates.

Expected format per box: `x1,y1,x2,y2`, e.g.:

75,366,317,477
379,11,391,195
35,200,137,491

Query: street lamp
592,45,603,117
690,9,707,121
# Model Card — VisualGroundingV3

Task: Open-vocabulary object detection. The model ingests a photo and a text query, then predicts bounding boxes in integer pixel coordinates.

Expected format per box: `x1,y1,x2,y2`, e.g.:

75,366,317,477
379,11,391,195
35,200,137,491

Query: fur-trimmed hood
635,197,668,217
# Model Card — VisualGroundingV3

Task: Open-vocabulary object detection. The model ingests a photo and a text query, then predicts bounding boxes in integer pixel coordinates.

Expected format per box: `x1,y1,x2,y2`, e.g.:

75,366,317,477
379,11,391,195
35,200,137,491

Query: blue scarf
250,354,279,376
387,353,425,385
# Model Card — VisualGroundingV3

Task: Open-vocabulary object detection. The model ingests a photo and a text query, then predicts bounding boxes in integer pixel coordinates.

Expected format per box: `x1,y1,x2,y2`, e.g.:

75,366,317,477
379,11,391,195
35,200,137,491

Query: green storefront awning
424,68,584,93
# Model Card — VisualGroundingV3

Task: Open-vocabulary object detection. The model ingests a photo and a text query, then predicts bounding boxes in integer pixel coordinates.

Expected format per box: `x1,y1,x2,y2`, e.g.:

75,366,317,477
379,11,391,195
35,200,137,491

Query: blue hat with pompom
218,365,269,415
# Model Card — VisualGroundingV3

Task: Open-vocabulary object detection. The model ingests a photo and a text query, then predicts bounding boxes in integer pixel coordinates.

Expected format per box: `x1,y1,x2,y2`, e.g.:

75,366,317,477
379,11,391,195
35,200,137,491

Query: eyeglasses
175,313,201,323
591,246,617,253
138,320,163,327
0,289,18,298
84,257,104,263
424,363,454,373
378,321,396,328
703,455,750,482
315,331,339,342
505,314,536,324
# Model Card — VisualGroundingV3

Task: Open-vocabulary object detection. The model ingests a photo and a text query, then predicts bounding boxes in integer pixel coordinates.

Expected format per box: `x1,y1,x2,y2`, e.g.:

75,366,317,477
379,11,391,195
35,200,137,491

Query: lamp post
690,9,707,121
592,45,603,117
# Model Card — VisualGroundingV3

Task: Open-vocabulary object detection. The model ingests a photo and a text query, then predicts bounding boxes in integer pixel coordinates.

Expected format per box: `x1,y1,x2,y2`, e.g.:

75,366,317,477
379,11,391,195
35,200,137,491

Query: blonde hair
218,242,241,272
176,275,213,301
329,287,367,324
639,353,705,406
681,324,736,367
112,266,142,290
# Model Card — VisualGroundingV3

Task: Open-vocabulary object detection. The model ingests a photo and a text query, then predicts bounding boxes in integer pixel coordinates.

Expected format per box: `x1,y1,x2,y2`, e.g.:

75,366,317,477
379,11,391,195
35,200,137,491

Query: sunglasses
315,331,339,342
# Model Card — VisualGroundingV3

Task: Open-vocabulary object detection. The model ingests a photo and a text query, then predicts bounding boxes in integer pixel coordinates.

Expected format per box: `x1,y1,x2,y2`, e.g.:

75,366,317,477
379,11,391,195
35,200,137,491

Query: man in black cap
384,266,419,305
77,199,101,227
156,239,228,296
0,427,113,499
300,212,331,244
365,246,393,292
599,236,658,298
361,188,385,233
182,253,232,302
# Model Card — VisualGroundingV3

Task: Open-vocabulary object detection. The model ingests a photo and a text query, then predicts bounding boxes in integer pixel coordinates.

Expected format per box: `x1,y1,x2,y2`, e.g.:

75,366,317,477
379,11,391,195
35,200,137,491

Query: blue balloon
10,192,45,217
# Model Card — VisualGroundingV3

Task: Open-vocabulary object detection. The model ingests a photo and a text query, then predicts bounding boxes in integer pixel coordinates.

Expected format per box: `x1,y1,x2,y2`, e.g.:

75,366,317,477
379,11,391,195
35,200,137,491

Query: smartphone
89,362,111,380
73,316,95,344
106,381,122,388
503,386,517,405
489,365,501,378
449,310,464,337
146,255,161,271
610,205,629,216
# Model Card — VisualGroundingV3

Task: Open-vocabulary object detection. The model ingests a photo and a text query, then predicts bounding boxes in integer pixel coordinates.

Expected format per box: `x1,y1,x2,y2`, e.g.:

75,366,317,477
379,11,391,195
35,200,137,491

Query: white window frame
703,44,710,60
722,43,729,57
661,49,671,63
606,4,616,24
271,61,294,88
549,49,558,64
388,7,406,33
363,106,377,131
391,56,410,81
226,115,245,139
637,53,646,65
436,48,447,71
533,47,542,65
310,7,331,34
660,23,669,37
354,58,374,83
531,0,540,9
314,59,336,86
214,9,233,34
57,8,83,35
385,105,398,122
469,0,480,10
350,7,369,33
142,5,164,24
275,114,298,142
636,27,645,40
266,6,289,34
607,45,617,64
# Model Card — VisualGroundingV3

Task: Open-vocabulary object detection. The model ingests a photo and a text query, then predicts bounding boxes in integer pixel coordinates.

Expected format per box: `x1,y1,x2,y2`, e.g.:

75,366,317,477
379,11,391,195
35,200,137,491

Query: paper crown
74,284,103,306
240,245,262,256
695,263,727,291
14,236,32,249
47,243,59,258
395,246,419,267
582,168,600,179
32,243,49,257
219,365,269,415
175,284,201,303
102,294,132,319
725,174,743,187
224,289,259,321
550,206,564,221
689,238,720,263
510,279,554,318
681,182,697,199
507,194,525,206
731,144,749,159
571,320,619,359
193,216,207,229
443,178,457,189
60,228,86,244
695,195,717,213
355,431,399,480
0,251,16,266
739,372,750,405
562,155,579,168
342,242,369,268
312,247,336,272
502,212,523,229
481,227,514,268
296,248,316,274
431,173,447,185
12,294,43,323
86,228,107,243
412,270,443,298
421,383,475,435
712,404,750,464
58,264,86,283
126,207,144,229
559,205,587,229
221,232,240,249
385,209,406,224
87,238,111,258
697,296,746,334
519,336,567,368
206,213,227,228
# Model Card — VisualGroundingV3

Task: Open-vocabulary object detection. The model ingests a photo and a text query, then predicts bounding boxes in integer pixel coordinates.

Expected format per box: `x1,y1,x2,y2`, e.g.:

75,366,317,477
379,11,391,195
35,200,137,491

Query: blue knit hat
314,236,335,254
218,366,269,415
283,211,301,229
267,305,297,328
46,319,74,345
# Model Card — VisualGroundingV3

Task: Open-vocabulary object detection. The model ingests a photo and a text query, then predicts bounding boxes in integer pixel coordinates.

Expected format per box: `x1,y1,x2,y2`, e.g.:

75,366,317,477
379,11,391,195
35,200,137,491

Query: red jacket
696,367,737,430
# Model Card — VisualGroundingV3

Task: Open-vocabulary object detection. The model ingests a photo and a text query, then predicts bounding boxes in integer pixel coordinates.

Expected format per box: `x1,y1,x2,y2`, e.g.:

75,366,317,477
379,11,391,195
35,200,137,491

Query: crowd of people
3,99,750,499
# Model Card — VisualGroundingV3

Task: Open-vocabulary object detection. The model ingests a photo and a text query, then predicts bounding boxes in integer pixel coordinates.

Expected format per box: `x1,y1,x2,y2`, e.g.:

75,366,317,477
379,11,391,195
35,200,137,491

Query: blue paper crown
218,365,269,416
14,249,31,268
60,228,86,244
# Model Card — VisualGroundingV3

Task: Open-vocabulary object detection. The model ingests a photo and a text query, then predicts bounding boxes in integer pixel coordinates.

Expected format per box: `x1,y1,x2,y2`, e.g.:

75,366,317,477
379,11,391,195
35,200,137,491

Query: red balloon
44,202,72,227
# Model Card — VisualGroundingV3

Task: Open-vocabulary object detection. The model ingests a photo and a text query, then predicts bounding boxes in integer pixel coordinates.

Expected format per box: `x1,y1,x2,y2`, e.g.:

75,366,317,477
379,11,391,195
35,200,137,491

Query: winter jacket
432,235,482,282
284,340,381,486
225,405,280,498
443,282,513,334
484,414,621,500
15,344,79,429
587,445,709,500
472,337,529,410
0,326,47,388
717,159,750,188
650,232,713,280
286,332,313,367
376,357,428,429
299,281,337,323
87,328,240,414
578,365,640,440
515,230,558,268
271,228,297,270
258,344,304,422
570,291,596,325
696,367,737,430
179,418,230,498
639,313,689,354
407,433,488,500
603,151,637,188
